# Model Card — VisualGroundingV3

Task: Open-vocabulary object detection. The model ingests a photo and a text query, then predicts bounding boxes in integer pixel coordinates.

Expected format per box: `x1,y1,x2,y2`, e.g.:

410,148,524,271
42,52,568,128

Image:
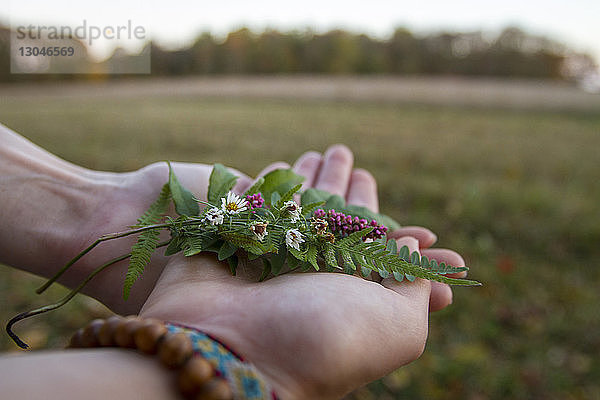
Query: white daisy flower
221,192,249,215
285,228,305,251
203,207,224,225
250,222,269,242
282,200,302,223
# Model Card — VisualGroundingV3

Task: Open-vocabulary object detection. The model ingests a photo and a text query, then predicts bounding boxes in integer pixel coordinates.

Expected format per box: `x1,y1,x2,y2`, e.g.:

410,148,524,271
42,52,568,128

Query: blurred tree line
0,25,597,81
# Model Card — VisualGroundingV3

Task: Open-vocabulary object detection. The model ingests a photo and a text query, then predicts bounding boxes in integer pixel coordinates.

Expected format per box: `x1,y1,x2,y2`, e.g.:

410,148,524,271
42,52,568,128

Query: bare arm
0,349,177,400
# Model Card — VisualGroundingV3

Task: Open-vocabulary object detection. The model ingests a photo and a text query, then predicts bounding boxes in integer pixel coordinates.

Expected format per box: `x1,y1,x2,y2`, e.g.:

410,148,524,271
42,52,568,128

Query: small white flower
250,222,269,242
282,200,302,223
204,207,224,225
221,192,249,215
285,228,305,251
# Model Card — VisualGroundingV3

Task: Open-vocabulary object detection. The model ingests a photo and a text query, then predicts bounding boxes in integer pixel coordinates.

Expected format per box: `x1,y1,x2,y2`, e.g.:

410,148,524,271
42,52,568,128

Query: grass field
1,77,599,399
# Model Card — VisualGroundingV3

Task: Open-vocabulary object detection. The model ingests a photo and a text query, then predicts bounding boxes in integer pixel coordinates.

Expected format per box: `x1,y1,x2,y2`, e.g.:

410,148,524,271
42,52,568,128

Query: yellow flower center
226,202,239,211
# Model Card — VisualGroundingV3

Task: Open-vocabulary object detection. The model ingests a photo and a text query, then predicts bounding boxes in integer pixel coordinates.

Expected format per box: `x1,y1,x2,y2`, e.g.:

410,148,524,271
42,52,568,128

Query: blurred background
1,1,599,399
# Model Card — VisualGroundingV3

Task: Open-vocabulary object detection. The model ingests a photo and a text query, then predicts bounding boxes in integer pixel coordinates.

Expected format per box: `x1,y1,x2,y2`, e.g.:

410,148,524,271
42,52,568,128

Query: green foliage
135,183,171,226
168,162,200,216
218,241,238,261
208,163,238,205
123,182,172,299
244,177,265,196
275,183,303,209
260,169,304,206
124,228,161,300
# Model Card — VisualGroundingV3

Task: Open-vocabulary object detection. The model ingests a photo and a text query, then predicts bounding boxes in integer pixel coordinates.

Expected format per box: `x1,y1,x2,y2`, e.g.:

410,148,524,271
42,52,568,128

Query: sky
3,0,600,63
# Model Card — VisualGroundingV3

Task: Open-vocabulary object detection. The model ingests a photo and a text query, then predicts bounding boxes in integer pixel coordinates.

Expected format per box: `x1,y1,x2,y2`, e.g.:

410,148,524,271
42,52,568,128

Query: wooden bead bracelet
67,315,233,400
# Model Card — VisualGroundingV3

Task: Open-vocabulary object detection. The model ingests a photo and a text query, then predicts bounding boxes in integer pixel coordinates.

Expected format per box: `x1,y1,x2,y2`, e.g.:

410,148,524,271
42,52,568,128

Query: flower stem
8,241,170,349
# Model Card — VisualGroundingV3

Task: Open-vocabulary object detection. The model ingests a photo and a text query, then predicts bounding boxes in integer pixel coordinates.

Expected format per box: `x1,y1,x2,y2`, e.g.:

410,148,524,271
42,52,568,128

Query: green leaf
323,244,339,270
306,245,319,271
271,243,287,276
164,238,181,256
288,247,306,262
302,201,326,216
218,241,238,261
341,249,356,273
287,254,299,270
271,192,281,207
275,183,303,209
124,228,161,300
360,266,372,278
324,194,345,210
393,271,405,282
410,251,421,265
207,163,238,205
123,183,172,300
244,177,264,196
227,255,238,276
386,238,398,255
135,183,171,226
182,236,205,256
300,188,331,206
260,169,305,206
168,162,200,216
259,259,271,282
399,245,410,261
338,228,373,247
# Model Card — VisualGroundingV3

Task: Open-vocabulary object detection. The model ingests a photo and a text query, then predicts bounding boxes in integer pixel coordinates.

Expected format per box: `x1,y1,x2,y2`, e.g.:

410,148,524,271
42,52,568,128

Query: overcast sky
4,0,599,63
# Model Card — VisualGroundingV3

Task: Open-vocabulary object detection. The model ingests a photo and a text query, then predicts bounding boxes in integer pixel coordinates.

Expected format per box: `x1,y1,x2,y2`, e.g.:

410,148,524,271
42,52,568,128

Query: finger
420,248,467,278
429,282,453,312
381,237,431,305
314,144,354,197
292,151,322,189
233,161,291,194
420,248,466,312
388,226,437,249
346,168,379,212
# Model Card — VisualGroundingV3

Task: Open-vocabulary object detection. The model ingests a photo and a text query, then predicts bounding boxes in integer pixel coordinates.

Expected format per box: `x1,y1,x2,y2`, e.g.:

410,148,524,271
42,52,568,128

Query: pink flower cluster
313,209,388,240
245,193,265,209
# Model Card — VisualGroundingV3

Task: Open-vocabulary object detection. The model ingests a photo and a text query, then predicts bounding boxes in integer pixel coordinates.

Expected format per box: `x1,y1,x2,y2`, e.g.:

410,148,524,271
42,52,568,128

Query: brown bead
158,332,194,368
177,357,215,397
134,319,168,354
194,378,233,400
80,319,104,347
114,316,144,348
67,328,85,348
97,316,123,347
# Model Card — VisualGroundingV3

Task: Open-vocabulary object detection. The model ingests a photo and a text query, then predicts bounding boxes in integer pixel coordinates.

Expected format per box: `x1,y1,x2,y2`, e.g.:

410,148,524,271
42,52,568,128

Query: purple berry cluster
245,193,265,209
313,209,388,240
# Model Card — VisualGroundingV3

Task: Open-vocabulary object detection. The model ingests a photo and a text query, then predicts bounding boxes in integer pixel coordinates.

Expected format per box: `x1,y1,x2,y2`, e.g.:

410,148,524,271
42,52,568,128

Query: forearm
0,349,177,400
0,124,102,276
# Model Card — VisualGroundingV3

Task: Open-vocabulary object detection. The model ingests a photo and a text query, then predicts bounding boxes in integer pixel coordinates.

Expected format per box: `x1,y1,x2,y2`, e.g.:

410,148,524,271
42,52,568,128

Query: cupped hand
138,145,471,398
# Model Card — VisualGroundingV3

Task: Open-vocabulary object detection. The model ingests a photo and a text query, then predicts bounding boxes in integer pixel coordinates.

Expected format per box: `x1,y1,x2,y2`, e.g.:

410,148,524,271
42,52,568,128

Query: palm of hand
140,254,430,400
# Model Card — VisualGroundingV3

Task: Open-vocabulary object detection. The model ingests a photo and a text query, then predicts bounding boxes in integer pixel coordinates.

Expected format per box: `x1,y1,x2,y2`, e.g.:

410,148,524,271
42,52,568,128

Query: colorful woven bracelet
67,315,278,400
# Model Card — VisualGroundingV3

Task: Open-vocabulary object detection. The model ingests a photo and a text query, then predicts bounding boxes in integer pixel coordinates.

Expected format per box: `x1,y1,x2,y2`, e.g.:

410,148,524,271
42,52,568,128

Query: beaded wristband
67,316,277,400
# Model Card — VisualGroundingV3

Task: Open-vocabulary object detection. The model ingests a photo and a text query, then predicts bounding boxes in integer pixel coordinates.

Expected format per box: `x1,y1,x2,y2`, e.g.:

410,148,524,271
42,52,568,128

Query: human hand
290,144,468,312
138,145,471,398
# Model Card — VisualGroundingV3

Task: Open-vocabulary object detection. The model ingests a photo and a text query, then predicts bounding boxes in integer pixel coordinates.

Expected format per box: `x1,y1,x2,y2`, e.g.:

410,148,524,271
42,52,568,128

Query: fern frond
275,183,303,209
124,227,161,299
134,183,171,226
220,232,265,254
333,240,480,286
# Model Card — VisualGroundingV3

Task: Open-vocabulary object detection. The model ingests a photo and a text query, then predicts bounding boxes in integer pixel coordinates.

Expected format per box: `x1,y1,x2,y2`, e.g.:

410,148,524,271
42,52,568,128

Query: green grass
1,92,599,399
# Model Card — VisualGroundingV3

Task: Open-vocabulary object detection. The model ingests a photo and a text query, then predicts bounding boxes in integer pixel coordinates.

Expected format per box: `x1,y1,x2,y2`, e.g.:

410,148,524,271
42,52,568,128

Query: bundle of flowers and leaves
7,163,480,348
